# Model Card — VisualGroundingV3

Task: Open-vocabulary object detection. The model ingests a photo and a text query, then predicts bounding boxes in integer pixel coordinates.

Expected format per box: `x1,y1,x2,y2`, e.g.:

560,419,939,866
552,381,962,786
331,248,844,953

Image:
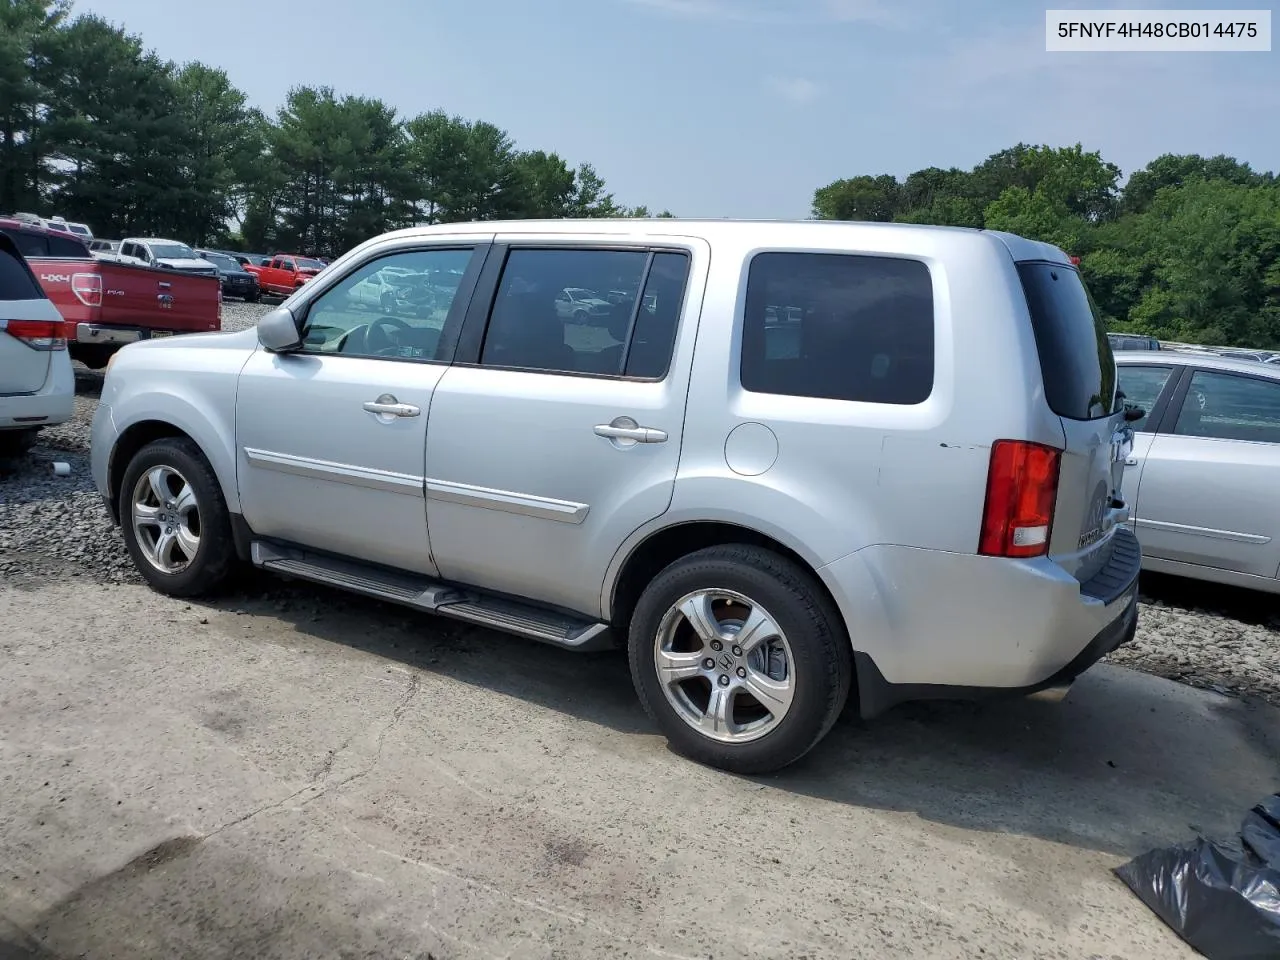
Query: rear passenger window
1174,371,1280,444
481,248,689,378
740,252,934,404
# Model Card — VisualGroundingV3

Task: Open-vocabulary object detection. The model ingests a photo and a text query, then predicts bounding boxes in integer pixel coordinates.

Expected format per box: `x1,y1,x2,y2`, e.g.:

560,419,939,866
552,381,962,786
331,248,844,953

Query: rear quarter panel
667,225,1051,567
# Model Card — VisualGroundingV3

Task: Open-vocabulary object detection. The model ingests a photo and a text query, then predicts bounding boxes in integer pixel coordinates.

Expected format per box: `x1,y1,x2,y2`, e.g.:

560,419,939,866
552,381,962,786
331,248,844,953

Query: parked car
1108,333,1160,351
554,286,612,324
1,218,221,369
117,238,219,280
255,254,326,297
0,230,74,457
48,216,93,240
91,219,1139,774
1116,351,1280,594
88,239,121,256
195,249,261,302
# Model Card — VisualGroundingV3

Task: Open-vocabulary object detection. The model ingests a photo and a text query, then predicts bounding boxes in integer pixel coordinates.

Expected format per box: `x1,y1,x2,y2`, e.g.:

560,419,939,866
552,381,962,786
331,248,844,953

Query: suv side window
741,252,934,405
1173,370,1280,444
1116,365,1174,425
299,247,476,361
479,247,689,378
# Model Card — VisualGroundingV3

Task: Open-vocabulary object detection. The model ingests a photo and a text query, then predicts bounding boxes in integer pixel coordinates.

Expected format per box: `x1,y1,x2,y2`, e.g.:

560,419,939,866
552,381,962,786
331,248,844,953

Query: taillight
71,272,102,306
978,440,1061,558
5,319,67,351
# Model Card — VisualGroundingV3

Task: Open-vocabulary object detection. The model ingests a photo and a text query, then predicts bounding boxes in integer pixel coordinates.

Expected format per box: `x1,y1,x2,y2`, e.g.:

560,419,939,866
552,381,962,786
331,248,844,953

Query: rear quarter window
1018,262,1117,421
741,252,935,405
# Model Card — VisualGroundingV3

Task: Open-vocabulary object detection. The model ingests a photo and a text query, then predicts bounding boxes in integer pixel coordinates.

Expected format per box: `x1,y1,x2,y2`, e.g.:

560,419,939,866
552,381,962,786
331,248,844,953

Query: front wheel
118,437,237,597
627,545,853,774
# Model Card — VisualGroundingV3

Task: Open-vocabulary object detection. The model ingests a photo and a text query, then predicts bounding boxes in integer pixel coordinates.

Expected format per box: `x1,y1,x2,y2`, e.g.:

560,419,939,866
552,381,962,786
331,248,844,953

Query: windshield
150,242,196,259
1018,262,1118,421
297,257,325,270
201,252,238,271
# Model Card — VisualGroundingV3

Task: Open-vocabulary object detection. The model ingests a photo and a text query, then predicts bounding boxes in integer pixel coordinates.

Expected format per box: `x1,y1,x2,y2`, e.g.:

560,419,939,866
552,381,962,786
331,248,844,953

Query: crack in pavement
204,671,421,839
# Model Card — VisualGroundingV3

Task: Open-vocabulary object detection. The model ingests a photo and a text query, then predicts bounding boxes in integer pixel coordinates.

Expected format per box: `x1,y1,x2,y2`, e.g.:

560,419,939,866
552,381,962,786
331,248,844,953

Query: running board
250,542,612,651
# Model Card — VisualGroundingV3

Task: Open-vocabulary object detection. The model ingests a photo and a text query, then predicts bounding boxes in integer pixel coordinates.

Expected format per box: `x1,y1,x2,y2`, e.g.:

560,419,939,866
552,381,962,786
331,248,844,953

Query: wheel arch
604,518,844,641
107,409,238,523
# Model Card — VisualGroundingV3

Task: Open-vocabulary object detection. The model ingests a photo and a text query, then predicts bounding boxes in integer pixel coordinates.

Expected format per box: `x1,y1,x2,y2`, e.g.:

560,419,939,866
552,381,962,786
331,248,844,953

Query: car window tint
1174,370,1280,444
624,252,689,379
300,247,475,361
480,248,650,376
45,233,87,258
0,243,43,300
3,230,47,259
1017,262,1116,420
1116,365,1173,424
741,252,934,404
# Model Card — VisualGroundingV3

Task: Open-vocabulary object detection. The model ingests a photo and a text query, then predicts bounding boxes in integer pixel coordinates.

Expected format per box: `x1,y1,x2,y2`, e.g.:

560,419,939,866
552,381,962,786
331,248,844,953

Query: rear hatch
0,237,62,395
1017,260,1131,582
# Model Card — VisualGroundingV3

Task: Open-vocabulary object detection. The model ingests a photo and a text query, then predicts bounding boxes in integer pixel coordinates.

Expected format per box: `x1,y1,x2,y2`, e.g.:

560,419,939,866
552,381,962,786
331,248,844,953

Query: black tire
0,428,39,458
627,544,853,775
246,289,261,303
118,437,237,598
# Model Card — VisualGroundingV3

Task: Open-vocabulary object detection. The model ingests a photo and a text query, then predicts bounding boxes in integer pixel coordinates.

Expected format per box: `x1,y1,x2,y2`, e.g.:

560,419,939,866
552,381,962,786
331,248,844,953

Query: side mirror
257,305,302,353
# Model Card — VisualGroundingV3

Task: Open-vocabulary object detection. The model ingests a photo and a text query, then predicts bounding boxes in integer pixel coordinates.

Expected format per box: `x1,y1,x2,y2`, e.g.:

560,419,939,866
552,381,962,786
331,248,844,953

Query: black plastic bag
1114,792,1280,960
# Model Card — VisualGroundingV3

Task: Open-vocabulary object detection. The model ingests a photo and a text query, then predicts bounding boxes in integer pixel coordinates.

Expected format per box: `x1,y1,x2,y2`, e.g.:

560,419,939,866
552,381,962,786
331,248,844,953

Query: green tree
1121,153,1268,214
0,0,69,211
811,174,900,221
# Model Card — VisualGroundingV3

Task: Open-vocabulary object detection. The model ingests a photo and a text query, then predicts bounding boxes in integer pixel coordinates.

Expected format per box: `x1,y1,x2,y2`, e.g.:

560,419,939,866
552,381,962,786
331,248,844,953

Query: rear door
1132,367,1280,578
422,237,706,616
0,237,61,395
1016,260,1131,582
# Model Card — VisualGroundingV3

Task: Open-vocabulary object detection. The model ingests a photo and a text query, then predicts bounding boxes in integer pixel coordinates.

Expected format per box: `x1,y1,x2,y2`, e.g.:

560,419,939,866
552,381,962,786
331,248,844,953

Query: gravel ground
2,297,1277,708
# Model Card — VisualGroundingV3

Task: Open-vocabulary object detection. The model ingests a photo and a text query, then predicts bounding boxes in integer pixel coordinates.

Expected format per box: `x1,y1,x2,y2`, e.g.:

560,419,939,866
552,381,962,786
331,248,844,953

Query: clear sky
76,0,1277,217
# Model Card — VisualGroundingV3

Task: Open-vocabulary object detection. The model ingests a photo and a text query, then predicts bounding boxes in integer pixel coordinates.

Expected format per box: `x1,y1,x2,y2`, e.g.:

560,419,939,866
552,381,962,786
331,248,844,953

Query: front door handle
1125,457,1137,466
363,394,420,418
594,418,667,444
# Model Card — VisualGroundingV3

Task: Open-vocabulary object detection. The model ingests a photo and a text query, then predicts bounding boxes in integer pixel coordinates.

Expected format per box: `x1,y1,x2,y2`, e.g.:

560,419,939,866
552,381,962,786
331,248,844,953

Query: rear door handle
594,420,667,444
363,394,420,418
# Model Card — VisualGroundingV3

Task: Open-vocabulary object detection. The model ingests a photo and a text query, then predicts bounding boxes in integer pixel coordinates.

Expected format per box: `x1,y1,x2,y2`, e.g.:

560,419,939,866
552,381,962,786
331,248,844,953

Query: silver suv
90,220,1141,773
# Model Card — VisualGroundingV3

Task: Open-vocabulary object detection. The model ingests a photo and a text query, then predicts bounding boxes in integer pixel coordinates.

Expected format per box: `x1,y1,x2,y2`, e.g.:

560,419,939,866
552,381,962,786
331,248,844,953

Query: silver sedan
1115,350,1280,594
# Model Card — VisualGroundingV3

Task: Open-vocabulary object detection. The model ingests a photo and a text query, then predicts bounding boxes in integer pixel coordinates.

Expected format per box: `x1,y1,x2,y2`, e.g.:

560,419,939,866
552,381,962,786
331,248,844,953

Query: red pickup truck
0,218,221,368
255,253,326,298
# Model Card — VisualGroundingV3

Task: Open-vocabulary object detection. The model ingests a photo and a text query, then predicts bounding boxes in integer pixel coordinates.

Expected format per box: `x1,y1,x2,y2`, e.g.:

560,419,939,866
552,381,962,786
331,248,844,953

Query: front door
235,242,485,575
1132,367,1280,578
423,240,707,615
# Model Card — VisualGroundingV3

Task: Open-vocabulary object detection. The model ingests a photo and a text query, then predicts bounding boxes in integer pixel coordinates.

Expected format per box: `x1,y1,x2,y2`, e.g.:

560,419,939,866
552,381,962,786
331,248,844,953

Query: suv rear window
741,252,934,405
0,237,44,300
1017,262,1117,421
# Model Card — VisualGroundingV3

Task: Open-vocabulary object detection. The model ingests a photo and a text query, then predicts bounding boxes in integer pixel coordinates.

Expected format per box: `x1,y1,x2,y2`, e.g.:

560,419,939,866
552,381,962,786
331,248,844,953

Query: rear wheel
118,438,236,597
627,545,852,774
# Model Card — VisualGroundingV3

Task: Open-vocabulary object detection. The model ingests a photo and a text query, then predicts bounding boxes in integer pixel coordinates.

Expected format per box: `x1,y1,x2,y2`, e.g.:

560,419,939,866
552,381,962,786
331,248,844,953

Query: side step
250,542,613,652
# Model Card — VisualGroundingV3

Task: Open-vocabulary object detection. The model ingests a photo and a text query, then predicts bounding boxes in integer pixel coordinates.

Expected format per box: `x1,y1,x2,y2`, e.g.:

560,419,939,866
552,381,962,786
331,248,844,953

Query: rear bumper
818,528,1142,717
0,351,74,431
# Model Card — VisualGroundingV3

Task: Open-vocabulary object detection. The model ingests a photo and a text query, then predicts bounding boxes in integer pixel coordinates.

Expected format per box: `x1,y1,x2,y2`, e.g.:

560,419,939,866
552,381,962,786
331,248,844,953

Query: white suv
0,233,73,457
90,219,1141,773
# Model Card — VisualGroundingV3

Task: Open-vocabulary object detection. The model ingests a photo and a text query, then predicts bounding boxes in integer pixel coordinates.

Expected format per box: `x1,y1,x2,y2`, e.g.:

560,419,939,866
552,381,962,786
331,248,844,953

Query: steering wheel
363,315,414,354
